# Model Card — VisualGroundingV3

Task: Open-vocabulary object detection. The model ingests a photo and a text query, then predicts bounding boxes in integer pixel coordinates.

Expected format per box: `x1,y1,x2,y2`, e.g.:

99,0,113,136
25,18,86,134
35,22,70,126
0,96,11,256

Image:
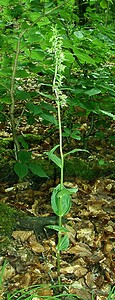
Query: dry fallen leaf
12,230,33,242
68,242,92,257
61,264,87,277
65,224,76,244
85,271,97,289
77,227,95,246
0,263,15,281
28,234,44,253
69,286,91,300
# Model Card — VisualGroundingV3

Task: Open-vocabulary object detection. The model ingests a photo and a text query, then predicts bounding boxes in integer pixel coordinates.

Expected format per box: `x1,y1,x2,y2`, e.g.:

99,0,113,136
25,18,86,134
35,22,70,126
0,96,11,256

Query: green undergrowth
0,280,114,300
0,203,18,236
0,203,26,251
0,156,114,184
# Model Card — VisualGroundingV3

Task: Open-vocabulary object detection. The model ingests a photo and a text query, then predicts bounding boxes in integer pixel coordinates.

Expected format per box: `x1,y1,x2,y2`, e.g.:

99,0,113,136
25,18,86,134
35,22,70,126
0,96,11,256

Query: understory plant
46,26,86,287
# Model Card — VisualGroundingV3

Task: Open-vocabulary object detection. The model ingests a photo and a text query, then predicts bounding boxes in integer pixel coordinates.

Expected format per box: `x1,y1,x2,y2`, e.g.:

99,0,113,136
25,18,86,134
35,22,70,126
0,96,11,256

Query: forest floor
0,104,115,300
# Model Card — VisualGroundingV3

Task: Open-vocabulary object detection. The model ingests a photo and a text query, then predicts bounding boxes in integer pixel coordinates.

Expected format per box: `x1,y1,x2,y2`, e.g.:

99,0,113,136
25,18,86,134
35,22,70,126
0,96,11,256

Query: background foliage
0,0,115,179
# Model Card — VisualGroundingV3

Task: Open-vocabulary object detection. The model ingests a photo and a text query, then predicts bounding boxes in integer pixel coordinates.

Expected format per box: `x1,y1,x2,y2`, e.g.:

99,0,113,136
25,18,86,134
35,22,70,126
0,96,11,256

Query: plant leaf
14,162,28,178
99,109,115,120
64,148,89,157
51,184,71,216
18,136,29,149
57,187,78,197
48,153,62,168
57,235,69,251
41,112,57,125
46,225,68,233
29,162,49,178
85,88,101,96
18,150,31,163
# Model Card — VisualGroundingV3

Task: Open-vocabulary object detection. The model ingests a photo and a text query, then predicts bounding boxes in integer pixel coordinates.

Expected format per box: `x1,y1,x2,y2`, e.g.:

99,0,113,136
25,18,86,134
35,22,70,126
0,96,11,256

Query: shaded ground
0,176,114,299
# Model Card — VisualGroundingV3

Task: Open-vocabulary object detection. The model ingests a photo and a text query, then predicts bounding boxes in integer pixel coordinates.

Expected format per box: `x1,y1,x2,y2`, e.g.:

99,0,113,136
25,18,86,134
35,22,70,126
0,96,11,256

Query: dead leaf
65,224,76,244
0,263,15,281
69,286,91,300
85,272,96,288
12,230,33,242
28,234,44,253
77,227,95,246
68,242,92,257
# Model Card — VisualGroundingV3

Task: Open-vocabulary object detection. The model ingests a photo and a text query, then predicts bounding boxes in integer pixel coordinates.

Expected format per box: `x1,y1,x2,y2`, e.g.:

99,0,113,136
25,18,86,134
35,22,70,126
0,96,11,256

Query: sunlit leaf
31,50,45,61
73,48,96,65
100,0,108,9
64,51,75,64
74,30,84,38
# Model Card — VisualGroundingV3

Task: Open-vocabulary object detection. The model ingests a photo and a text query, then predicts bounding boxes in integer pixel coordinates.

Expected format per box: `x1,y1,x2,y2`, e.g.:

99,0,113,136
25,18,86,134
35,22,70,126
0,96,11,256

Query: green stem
10,33,23,159
55,91,64,289
52,29,65,289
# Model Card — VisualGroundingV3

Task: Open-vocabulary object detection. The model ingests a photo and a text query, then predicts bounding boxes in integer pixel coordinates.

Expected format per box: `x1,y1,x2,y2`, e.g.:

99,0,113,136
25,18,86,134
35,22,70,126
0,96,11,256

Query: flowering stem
51,26,66,288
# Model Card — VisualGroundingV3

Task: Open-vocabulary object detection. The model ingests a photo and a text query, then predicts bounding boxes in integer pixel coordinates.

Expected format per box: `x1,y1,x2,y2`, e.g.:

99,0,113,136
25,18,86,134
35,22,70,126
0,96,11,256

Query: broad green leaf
71,134,81,140
28,32,42,43
16,70,29,78
51,184,71,217
0,97,11,104
0,0,10,4
46,225,68,233
64,51,75,64
29,162,48,178
18,136,29,150
57,235,69,251
41,101,56,112
85,88,101,96
41,112,57,125
26,103,42,115
16,91,31,100
46,145,60,166
64,148,89,157
18,150,31,163
48,153,62,168
63,37,72,49
31,50,45,61
0,104,3,111
73,48,96,65
14,162,28,178
74,31,84,39
27,114,35,125
100,0,108,9
37,17,50,27
29,12,41,22
98,159,105,166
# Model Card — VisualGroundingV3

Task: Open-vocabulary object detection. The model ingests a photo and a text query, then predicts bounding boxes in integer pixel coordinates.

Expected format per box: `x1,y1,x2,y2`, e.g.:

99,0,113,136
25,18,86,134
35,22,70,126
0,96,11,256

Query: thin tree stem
10,33,23,159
